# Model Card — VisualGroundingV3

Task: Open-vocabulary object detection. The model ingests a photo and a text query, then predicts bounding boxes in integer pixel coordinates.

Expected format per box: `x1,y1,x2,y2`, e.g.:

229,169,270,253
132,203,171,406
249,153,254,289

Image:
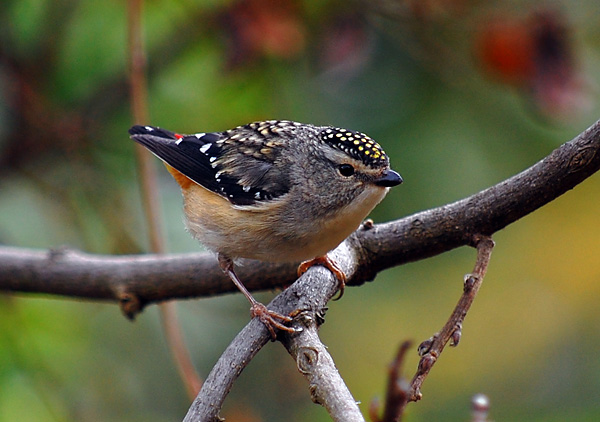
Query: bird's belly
182,183,388,262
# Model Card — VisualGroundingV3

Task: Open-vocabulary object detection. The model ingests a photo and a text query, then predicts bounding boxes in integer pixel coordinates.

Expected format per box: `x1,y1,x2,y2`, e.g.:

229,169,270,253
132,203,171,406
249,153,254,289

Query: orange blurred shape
477,15,536,86
477,9,591,119
224,0,305,67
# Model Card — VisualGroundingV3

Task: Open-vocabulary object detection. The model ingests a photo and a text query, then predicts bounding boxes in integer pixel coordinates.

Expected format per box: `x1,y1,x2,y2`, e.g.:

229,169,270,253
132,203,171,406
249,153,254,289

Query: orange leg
218,254,295,340
297,255,347,300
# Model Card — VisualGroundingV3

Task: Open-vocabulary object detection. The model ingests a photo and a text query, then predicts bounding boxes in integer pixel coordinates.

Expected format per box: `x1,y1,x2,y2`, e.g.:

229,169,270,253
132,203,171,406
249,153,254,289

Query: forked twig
399,235,495,414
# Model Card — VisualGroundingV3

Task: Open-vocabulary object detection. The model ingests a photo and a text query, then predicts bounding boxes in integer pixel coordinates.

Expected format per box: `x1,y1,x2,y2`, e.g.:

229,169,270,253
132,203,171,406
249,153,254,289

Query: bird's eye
338,164,355,177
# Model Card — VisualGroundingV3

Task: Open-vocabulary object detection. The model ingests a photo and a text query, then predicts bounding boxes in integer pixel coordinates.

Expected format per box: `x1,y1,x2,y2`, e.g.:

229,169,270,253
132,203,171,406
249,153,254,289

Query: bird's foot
250,301,295,340
297,255,347,300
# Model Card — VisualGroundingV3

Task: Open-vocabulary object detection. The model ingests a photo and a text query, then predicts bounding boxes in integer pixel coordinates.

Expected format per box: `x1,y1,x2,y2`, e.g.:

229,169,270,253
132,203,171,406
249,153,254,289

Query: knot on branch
408,218,425,237
568,146,597,172
297,346,319,374
117,290,142,320
463,274,479,292
48,246,70,261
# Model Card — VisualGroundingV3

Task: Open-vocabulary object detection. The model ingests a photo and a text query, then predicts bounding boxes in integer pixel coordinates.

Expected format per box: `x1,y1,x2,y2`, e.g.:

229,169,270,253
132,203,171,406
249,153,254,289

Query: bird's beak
375,169,403,187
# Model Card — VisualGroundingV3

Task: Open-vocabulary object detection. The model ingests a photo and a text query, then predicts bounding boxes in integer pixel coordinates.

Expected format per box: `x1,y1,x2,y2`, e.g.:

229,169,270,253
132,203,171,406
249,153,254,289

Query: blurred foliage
1,0,600,421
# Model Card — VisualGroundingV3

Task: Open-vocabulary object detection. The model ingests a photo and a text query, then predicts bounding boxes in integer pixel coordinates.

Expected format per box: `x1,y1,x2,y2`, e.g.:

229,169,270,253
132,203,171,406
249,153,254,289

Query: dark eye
338,164,355,177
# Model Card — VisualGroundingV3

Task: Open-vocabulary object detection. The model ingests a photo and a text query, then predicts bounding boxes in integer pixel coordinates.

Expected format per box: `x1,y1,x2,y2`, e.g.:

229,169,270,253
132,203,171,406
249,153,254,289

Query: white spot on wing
194,132,206,139
199,144,211,153
144,126,154,131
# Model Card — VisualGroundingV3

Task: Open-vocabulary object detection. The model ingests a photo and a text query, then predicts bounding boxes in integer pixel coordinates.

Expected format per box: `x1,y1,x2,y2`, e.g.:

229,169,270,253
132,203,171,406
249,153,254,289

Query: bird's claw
250,302,296,340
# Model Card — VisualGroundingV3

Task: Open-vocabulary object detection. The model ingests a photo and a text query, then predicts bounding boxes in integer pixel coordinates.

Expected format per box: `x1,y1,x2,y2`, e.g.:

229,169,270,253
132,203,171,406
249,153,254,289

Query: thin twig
399,235,495,413
369,340,412,422
382,341,411,422
127,0,201,399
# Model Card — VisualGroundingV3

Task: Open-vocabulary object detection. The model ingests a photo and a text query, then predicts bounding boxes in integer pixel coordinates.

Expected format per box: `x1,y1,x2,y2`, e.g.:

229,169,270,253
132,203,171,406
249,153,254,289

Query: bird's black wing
129,125,289,206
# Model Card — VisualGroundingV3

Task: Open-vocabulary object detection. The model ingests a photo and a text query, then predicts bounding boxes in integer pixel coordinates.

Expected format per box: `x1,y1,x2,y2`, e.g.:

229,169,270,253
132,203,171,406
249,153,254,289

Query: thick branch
1,119,600,307
0,246,298,314
358,119,600,277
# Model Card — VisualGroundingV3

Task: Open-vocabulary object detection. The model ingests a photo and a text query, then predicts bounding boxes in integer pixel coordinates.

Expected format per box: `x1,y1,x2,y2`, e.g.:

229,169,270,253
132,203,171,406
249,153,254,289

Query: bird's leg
297,255,347,300
217,254,294,339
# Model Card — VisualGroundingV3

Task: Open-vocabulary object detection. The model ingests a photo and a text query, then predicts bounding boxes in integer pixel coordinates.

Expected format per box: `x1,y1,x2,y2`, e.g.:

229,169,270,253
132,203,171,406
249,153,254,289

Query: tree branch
2,119,599,421
182,244,362,422
1,119,599,308
281,313,365,422
357,118,600,277
0,246,299,317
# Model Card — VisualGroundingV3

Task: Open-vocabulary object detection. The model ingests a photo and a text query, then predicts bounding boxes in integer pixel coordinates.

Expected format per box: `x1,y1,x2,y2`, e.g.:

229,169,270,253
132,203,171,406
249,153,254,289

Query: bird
129,120,402,338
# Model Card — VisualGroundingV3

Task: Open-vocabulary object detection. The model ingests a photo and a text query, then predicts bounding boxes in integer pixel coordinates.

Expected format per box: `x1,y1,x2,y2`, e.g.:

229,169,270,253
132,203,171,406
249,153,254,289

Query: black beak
375,169,403,187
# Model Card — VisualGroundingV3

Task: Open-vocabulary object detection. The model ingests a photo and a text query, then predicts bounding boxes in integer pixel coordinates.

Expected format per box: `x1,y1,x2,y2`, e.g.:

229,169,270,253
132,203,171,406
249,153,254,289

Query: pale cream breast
182,182,388,262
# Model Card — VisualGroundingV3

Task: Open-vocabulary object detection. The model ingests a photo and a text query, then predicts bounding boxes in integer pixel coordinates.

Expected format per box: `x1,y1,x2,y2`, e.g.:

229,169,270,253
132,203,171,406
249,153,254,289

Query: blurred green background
1,0,600,421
